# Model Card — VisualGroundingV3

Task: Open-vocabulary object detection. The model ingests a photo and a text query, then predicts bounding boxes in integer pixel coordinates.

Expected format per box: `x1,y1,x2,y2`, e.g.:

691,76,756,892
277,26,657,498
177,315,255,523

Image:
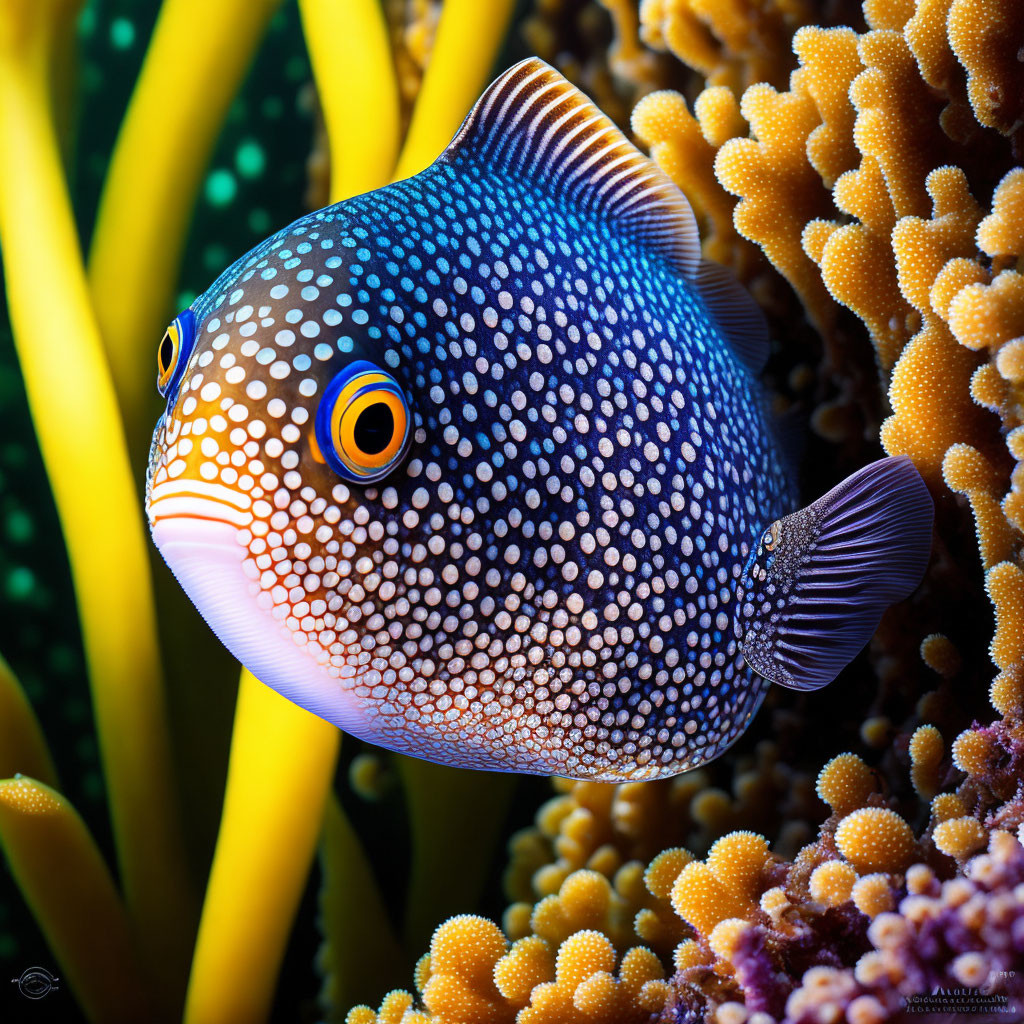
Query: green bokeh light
5,567,35,601
235,140,266,180
205,169,238,207
248,208,272,235
109,17,135,50
5,508,33,544
202,244,230,273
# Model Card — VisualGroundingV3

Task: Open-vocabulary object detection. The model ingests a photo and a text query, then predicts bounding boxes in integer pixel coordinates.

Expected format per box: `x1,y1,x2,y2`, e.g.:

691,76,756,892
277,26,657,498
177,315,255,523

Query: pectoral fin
740,457,933,691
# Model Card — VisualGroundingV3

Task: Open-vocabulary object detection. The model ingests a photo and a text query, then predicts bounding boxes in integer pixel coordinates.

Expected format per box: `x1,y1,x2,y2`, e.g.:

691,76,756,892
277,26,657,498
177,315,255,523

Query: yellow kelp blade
317,793,408,1011
0,777,157,1023
87,0,282,442
183,673,340,1024
0,652,58,785
298,0,400,204
0,0,193,1009
392,0,518,181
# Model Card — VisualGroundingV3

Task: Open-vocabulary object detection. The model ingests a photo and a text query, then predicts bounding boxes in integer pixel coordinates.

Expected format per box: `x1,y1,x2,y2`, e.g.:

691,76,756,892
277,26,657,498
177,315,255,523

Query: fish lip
147,480,255,530
149,513,248,556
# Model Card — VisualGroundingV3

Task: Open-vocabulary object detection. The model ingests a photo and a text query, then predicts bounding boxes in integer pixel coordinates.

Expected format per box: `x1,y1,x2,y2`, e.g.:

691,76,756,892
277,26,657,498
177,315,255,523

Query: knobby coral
346,765,1024,1024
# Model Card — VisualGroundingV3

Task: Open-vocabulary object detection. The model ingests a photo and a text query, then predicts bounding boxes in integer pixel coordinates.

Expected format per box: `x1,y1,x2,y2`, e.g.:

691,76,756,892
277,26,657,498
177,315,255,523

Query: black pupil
354,402,394,456
159,331,174,374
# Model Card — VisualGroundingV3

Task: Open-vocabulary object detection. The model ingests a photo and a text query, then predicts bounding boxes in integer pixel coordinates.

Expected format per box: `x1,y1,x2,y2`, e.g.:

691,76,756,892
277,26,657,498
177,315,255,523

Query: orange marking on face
308,428,326,463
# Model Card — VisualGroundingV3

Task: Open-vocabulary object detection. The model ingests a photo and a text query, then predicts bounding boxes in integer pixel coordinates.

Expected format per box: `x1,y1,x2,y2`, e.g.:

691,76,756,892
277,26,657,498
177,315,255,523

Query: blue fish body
147,60,931,780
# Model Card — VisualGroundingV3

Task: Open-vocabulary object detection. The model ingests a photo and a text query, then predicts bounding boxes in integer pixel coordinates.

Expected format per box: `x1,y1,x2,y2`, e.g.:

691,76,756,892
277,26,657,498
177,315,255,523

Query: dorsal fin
439,58,701,280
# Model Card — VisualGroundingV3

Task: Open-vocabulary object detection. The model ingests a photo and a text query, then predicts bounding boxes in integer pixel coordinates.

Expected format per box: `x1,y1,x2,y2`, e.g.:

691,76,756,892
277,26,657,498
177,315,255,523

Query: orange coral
670,861,755,939
517,930,668,1024
638,0,803,92
704,831,769,902
920,633,961,677
631,90,745,266
882,169,993,479
951,728,995,777
835,808,917,873
931,792,968,823
708,917,754,964
794,27,863,187
494,936,555,1008
908,724,944,799
815,753,877,816
990,665,1024,717
947,0,1024,137
503,744,811,933
851,873,895,918
530,870,633,952
977,169,1024,261
350,922,668,1024
986,561,1024,675
948,270,1024,353
943,445,1018,569
716,79,835,331
421,916,511,1023
347,990,431,1024
933,816,987,861
809,860,858,906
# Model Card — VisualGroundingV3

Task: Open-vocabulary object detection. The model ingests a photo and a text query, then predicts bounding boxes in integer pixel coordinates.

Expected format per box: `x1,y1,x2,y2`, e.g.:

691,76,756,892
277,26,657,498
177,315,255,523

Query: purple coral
662,832,1024,1024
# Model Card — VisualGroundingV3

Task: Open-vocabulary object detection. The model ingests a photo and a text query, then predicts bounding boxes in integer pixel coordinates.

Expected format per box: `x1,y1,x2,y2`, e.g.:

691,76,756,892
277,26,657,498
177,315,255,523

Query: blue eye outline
157,308,196,400
315,360,411,484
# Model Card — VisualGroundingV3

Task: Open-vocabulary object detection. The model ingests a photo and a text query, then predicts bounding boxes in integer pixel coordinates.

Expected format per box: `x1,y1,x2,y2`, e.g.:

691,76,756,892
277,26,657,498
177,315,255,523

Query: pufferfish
146,59,933,781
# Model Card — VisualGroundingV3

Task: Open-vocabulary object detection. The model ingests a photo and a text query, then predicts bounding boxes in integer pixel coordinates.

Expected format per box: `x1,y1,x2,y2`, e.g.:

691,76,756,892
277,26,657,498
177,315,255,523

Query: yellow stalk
298,0,401,204
86,0,281,440
183,672,340,1024
318,793,407,1011
185,16,404,1021
0,0,193,1009
0,652,58,785
392,0,517,181
0,777,156,1023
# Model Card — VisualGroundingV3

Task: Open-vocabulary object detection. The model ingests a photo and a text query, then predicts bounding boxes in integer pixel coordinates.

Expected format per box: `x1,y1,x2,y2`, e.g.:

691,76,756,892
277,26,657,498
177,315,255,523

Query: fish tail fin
740,456,933,691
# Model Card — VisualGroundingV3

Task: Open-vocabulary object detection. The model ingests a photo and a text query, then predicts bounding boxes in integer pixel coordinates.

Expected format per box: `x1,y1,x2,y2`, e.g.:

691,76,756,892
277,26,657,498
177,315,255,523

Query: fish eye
315,360,411,483
156,309,196,398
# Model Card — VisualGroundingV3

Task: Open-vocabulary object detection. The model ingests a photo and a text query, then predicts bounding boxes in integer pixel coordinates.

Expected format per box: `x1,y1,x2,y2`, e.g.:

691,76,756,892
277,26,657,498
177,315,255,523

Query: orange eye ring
315,362,411,482
157,309,196,399
334,389,408,471
156,323,181,392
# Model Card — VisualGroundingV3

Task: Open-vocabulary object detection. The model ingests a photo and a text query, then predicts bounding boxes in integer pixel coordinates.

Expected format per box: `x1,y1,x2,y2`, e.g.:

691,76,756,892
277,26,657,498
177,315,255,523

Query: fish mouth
148,488,370,736
147,479,255,529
